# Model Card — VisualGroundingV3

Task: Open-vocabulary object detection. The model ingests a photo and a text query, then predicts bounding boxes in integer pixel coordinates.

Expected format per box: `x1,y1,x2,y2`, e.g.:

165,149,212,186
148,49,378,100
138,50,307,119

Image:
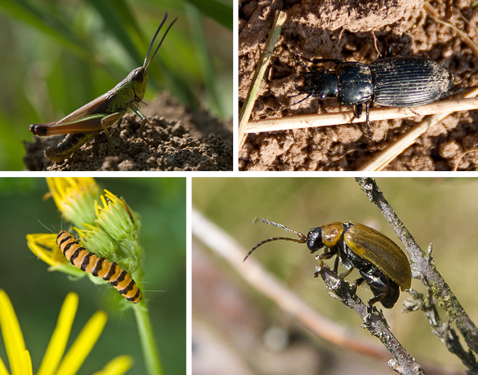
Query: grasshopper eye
134,70,145,84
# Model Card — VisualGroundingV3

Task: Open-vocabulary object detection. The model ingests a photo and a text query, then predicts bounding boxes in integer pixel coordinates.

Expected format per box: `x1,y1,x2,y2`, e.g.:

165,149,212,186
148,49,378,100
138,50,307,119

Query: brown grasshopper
30,13,177,162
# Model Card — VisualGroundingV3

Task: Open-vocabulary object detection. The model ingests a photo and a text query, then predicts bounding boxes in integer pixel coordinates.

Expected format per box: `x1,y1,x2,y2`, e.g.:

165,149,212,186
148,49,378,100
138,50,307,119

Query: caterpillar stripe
57,230,142,303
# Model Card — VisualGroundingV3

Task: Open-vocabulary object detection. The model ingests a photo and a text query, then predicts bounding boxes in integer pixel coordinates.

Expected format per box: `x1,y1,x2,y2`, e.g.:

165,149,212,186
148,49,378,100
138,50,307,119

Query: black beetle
289,54,457,128
245,219,412,309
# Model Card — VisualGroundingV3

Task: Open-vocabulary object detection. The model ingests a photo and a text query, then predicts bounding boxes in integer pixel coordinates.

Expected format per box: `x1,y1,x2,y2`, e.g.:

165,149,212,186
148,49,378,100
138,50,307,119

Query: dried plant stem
244,97,478,134
239,10,287,147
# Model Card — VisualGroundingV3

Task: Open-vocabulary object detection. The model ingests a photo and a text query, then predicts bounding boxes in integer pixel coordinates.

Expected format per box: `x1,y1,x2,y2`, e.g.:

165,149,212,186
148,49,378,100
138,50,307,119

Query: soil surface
24,92,233,171
239,0,478,171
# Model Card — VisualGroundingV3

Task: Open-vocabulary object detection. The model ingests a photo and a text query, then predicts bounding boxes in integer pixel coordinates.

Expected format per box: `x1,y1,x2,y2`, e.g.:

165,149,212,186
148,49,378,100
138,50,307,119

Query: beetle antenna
243,218,307,261
254,218,306,238
144,13,178,70
244,236,305,261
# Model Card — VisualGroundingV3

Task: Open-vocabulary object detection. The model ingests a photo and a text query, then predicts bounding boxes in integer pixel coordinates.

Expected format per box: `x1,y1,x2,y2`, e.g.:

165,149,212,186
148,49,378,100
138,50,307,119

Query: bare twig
314,265,426,375
355,178,478,372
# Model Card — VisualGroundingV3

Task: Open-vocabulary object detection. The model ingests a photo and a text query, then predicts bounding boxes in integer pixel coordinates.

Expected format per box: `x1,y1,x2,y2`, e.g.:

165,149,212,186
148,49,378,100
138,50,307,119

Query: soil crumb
24,92,233,171
239,0,478,171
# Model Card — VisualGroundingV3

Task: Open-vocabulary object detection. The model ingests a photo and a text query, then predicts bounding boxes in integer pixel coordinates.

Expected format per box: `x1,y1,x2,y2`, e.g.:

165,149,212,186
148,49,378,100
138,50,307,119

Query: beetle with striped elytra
57,230,141,303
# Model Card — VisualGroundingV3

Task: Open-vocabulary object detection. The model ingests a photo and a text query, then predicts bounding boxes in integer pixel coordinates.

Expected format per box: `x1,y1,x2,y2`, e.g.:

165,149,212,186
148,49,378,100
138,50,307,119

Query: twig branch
244,97,478,134
355,177,478,372
314,264,426,375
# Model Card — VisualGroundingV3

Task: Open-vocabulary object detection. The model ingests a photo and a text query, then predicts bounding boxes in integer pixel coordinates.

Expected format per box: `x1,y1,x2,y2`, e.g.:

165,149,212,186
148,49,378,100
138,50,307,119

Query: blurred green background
0,177,186,375
192,178,478,373
0,0,233,170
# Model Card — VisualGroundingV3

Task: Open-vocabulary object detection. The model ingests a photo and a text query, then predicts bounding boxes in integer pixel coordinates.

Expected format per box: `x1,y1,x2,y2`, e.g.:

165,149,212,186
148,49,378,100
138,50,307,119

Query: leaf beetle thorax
321,221,344,247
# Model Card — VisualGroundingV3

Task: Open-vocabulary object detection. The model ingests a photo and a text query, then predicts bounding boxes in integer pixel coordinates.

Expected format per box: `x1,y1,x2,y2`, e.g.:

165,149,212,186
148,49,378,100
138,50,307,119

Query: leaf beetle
245,219,412,309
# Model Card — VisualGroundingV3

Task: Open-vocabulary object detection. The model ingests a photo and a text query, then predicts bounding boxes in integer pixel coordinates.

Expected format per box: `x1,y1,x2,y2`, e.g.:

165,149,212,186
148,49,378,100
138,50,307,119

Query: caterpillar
57,230,142,303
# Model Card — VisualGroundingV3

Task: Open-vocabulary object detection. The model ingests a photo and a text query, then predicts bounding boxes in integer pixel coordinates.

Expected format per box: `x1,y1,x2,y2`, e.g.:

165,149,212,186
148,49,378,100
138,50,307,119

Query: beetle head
297,69,339,99
306,228,324,252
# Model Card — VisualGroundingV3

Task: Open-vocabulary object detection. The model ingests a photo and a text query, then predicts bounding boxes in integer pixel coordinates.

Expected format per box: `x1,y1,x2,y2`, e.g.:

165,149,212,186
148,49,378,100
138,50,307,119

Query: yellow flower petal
38,293,79,375
0,356,10,375
26,233,64,267
0,290,29,375
55,311,108,375
92,356,134,375
20,351,32,375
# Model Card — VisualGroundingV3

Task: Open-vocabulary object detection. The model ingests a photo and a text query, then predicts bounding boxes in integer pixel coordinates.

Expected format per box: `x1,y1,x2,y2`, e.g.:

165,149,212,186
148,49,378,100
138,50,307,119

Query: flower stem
133,300,164,375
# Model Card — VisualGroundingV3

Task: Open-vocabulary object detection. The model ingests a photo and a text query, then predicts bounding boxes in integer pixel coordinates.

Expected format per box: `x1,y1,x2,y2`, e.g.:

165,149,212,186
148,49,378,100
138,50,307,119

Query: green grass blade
106,0,145,42
0,0,93,60
185,3,224,118
185,0,232,30
86,0,143,65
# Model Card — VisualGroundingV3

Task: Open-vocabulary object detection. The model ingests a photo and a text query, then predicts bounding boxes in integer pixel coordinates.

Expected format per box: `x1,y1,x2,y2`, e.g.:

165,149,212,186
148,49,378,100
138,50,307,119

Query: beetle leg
338,266,354,279
354,103,362,120
288,92,313,107
308,58,342,66
365,101,371,126
316,250,335,268
353,102,372,140
361,272,389,308
334,256,340,273
350,277,365,294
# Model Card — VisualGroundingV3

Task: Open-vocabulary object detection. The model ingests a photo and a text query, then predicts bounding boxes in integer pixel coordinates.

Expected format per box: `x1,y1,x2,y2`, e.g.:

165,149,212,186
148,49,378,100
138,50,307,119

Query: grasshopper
30,13,177,162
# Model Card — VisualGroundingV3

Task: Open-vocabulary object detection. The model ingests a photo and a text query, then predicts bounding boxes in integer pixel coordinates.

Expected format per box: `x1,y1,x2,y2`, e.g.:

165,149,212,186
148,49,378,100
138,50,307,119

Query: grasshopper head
129,67,149,101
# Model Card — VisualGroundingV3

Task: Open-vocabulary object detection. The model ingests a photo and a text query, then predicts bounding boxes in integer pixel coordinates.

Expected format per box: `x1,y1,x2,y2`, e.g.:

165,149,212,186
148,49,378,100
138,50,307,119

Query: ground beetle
289,54,457,130
245,219,412,309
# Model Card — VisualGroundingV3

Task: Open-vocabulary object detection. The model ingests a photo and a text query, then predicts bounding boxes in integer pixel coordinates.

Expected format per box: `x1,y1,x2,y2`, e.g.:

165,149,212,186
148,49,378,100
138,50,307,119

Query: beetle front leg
350,277,365,295
314,250,336,278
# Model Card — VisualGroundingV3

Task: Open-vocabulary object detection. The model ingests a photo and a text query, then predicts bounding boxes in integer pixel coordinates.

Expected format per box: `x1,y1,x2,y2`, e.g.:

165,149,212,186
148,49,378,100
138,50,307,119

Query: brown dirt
23,92,233,171
239,0,478,171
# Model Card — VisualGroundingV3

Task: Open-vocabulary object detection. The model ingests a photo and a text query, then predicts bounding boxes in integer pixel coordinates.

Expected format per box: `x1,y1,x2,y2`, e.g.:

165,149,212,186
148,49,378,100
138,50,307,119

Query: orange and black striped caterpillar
57,230,142,303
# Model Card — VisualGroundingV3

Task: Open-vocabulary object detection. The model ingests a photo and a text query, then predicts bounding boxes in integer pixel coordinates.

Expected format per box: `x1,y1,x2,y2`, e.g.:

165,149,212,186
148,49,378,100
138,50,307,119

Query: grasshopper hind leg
44,132,98,162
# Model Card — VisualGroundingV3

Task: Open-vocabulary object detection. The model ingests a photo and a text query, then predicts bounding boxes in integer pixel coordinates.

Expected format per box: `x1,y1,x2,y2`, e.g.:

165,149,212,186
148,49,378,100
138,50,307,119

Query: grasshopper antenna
144,13,178,70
